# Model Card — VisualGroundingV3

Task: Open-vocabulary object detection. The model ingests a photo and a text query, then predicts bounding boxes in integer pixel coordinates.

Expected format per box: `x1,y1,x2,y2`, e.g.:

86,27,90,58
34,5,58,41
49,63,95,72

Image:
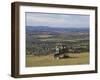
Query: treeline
26,40,89,55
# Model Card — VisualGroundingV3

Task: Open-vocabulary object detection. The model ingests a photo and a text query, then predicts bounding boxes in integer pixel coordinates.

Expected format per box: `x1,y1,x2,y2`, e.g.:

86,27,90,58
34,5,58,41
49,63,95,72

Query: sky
25,12,90,28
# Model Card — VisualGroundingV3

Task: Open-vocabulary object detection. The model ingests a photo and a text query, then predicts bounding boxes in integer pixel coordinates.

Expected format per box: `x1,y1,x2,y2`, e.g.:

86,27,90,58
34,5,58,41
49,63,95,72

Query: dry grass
26,52,89,67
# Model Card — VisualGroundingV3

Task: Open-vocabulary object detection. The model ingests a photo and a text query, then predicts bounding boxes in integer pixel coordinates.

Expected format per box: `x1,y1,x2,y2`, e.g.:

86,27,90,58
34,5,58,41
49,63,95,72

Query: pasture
26,52,89,67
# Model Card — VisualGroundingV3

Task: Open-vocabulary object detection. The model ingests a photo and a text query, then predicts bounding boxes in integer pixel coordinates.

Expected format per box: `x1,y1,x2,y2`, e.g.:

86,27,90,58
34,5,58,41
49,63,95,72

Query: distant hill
26,26,89,34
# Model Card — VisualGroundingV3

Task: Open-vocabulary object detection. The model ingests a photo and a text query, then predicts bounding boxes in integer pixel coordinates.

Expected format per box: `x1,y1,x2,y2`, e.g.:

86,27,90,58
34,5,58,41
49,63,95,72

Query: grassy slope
26,52,89,67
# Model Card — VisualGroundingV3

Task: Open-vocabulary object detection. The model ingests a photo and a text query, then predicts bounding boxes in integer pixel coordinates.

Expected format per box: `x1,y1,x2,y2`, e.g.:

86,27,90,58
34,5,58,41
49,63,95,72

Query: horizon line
26,25,89,28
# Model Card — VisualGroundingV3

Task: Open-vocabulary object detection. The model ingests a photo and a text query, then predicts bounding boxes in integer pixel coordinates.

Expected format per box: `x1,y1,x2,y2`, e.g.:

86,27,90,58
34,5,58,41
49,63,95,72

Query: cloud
25,12,90,28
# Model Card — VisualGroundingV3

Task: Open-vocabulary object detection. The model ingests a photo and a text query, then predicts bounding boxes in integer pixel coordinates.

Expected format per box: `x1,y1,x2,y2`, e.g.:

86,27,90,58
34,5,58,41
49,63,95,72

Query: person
55,46,59,55
54,46,60,59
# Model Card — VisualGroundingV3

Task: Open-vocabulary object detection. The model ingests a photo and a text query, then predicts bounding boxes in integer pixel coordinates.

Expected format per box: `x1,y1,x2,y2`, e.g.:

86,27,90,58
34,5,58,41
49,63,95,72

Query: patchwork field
26,52,89,67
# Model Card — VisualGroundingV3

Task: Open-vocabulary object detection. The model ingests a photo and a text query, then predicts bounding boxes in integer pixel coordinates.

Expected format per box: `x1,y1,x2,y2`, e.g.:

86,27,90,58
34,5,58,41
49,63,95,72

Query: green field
26,52,89,67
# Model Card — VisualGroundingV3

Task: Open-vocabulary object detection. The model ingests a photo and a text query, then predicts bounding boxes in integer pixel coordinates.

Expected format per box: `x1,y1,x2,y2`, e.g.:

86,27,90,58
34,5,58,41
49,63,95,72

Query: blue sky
25,12,90,28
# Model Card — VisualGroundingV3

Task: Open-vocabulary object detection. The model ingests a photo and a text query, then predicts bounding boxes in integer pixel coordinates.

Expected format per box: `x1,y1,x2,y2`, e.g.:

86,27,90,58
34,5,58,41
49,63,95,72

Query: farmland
26,26,89,67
